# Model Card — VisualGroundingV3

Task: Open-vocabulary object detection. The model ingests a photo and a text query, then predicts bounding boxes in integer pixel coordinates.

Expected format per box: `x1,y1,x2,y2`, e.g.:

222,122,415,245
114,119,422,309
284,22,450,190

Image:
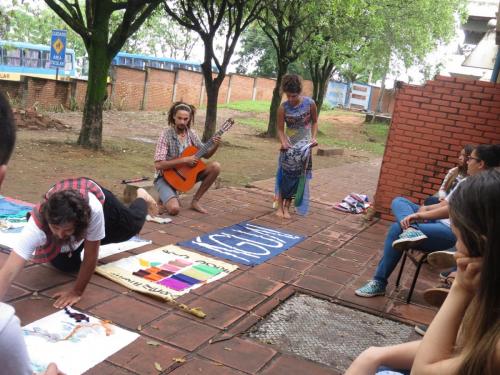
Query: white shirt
440,178,466,227
13,192,105,261
0,303,33,375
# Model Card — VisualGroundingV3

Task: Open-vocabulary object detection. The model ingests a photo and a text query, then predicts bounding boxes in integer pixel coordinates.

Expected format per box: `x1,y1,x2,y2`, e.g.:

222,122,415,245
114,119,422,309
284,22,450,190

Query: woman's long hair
443,144,474,193
167,101,196,128
40,190,91,245
449,169,500,375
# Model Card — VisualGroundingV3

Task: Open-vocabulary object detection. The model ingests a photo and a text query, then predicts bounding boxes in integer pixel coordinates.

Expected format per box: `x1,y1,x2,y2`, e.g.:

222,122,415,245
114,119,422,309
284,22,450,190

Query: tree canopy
163,0,265,141
44,0,162,149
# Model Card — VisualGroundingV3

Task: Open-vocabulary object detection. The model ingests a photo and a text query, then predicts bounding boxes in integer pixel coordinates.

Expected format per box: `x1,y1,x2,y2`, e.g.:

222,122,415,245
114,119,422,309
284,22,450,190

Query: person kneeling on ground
0,177,157,308
346,169,500,375
154,101,221,215
355,144,500,298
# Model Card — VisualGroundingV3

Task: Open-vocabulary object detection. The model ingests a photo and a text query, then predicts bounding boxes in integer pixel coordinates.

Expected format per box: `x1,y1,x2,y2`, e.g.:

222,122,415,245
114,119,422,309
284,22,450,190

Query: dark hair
167,101,195,128
281,74,302,94
444,144,475,192
0,92,16,165
41,190,91,241
449,169,500,375
474,144,500,168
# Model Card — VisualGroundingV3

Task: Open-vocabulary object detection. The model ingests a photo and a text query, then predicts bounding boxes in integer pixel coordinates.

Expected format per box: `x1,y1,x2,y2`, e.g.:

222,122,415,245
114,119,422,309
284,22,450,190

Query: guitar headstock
220,118,235,132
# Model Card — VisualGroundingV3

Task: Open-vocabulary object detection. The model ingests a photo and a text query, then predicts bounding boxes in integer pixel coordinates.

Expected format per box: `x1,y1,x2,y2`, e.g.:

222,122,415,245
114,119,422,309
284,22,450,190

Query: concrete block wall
227,74,254,102
0,66,318,112
374,75,500,220
254,77,276,101
111,66,145,110
143,68,175,111
22,77,71,110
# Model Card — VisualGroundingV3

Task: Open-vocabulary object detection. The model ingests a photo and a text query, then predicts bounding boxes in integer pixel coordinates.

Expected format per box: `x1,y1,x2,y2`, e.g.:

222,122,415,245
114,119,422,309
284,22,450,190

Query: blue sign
178,222,305,266
50,29,67,68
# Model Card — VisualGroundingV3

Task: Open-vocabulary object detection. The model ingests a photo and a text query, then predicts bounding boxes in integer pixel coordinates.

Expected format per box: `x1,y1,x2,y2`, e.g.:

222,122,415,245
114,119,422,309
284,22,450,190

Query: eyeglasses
467,156,481,162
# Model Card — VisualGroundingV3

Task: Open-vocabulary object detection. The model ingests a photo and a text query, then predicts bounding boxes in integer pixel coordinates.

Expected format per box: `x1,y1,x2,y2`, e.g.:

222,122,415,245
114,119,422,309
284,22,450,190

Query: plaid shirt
154,126,203,177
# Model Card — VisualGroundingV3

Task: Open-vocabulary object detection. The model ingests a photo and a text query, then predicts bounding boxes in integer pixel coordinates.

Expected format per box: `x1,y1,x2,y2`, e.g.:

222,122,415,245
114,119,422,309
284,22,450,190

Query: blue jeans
373,197,456,285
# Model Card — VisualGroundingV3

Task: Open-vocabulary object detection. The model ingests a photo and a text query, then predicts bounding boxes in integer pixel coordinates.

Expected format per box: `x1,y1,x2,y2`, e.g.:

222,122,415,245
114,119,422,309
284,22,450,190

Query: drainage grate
246,294,415,372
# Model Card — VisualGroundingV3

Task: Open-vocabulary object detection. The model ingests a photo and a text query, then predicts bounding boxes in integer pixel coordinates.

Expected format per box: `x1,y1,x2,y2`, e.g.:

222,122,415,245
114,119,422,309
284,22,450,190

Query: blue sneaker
355,280,386,297
392,228,427,251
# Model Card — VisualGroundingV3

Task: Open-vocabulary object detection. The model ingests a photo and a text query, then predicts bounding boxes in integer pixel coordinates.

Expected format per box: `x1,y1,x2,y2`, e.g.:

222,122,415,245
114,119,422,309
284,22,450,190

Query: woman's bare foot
136,188,159,216
191,199,208,214
283,200,292,219
275,208,285,218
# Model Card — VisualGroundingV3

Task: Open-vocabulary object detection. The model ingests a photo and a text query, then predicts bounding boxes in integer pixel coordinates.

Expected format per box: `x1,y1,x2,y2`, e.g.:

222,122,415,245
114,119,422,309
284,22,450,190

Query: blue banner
50,29,67,68
178,222,305,266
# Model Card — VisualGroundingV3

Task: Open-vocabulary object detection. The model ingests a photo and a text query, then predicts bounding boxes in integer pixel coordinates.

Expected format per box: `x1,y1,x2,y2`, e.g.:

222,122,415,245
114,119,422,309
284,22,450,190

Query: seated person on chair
346,169,500,375
355,144,500,298
423,145,473,205
154,101,221,215
0,178,157,309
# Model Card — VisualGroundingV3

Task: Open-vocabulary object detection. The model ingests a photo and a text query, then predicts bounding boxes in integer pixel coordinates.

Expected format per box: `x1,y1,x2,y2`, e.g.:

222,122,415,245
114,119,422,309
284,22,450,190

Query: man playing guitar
154,101,221,215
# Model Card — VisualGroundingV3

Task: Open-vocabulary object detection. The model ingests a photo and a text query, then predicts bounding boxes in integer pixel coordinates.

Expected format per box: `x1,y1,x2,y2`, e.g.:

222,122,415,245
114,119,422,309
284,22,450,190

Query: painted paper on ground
23,308,138,375
96,245,237,300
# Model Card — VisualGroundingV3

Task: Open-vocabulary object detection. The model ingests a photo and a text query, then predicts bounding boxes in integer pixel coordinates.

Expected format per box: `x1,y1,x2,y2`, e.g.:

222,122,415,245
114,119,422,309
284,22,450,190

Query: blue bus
0,40,76,81
82,51,217,77
112,51,206,72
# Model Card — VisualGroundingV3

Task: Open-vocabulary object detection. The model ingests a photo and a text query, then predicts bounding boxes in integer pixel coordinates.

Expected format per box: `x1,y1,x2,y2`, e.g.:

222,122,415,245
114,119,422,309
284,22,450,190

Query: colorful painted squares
96,245,238,300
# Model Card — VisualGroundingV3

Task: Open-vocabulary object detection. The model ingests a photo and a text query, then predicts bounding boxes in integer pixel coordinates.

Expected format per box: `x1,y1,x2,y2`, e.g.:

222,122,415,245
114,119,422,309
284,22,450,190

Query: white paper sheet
23,308,138,375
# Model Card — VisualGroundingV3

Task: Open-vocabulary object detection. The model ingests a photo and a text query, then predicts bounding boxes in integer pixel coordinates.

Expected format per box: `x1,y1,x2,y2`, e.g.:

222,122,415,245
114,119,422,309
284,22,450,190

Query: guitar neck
194,128,225,158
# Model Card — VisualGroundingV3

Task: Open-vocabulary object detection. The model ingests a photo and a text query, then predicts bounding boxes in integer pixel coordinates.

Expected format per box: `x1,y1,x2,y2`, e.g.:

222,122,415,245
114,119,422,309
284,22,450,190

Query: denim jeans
373,197,457,285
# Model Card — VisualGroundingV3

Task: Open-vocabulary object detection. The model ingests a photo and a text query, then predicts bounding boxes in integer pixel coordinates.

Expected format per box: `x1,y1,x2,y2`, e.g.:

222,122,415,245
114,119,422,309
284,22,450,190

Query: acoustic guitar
163,118,234,192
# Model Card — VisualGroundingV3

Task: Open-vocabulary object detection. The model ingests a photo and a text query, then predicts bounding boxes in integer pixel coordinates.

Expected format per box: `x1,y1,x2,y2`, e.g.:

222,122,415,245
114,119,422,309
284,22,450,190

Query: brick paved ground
4,158,440,374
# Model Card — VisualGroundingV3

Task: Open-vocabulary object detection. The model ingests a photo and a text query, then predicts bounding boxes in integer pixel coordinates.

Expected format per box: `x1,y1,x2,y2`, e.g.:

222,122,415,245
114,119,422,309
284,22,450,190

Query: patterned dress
276,96,315,214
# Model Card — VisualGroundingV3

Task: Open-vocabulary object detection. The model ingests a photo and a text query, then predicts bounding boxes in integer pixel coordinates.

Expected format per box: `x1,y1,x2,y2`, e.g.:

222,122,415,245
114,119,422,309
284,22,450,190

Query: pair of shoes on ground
415,324,427,336
423,282,451,308
392,228,428,251
427,250,456,269
355,280,386,297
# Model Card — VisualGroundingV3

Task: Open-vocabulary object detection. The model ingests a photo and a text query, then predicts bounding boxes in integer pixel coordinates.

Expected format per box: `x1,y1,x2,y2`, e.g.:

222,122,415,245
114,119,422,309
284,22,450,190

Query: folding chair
395,249,428,303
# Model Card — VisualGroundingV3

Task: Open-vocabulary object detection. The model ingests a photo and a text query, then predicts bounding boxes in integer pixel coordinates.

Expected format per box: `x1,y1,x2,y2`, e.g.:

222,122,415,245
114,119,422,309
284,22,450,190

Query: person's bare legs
191,161,220,214
283,199,291,219
275,196,285,218
136,188,159,216
345,340,421,375
163,197,180,216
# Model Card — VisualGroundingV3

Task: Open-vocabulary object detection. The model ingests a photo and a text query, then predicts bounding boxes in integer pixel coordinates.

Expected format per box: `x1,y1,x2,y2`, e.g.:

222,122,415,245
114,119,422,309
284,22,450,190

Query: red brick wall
23,77,71,110
143,68,175,110
0,80,22,101
73,79,88,108
175,69,203,106
111,66,145,110
254,77,276,101
374,75,500,220
228,74,254,102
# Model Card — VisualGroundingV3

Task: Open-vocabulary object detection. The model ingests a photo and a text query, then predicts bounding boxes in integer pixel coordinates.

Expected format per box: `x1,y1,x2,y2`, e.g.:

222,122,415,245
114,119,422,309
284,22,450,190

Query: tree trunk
203,79,220,142
77,43,111,149
77,4,111,150
375,69,387,114
266,64,286,138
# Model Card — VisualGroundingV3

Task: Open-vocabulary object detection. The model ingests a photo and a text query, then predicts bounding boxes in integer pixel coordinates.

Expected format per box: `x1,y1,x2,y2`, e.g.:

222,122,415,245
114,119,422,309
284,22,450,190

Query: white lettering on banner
243,223,301,240
229,230,285,247
192,238,255,262
186,224,303,264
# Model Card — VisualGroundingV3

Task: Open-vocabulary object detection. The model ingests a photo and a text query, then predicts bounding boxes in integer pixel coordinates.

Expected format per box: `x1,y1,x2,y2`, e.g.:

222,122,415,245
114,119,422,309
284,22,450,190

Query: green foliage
218,100,271,113
2,3,86,58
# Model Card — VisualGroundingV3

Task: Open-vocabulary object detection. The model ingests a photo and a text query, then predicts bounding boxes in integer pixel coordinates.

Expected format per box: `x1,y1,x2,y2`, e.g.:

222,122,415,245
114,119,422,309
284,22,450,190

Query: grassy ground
4,101,388,203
